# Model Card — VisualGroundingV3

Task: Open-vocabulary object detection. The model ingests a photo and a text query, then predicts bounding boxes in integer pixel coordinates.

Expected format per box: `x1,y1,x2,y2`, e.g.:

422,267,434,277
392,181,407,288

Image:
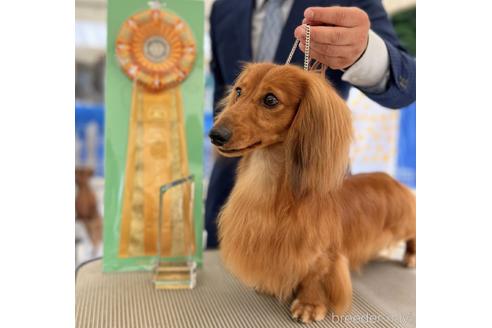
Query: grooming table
76,251,415,328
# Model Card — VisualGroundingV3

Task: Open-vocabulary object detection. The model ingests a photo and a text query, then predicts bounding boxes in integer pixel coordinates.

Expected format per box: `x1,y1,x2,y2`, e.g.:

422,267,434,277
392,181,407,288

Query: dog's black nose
209,126,232,146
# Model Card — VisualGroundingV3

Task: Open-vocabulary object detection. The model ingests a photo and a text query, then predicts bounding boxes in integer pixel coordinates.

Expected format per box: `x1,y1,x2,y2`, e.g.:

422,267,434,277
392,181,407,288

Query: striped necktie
255,0,285,62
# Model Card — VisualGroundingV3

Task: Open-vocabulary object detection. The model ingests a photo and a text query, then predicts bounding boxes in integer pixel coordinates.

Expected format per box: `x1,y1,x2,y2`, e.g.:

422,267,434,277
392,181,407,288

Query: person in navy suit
205,0,416,248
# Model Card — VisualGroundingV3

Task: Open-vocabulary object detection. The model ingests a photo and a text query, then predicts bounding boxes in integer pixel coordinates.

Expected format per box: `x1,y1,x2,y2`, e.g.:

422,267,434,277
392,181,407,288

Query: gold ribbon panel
116,8,196,258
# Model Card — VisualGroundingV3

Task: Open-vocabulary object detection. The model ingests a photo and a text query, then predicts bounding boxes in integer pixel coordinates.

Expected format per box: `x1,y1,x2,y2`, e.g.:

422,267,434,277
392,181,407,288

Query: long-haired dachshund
209,63,416,323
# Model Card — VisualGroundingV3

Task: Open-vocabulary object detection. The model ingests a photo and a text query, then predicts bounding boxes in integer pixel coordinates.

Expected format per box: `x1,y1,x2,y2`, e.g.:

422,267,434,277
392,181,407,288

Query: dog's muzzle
209,126,232,147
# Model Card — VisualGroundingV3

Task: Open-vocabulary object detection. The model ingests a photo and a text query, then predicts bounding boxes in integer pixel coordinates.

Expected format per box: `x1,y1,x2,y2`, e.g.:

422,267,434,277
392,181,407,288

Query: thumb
304,6,360,27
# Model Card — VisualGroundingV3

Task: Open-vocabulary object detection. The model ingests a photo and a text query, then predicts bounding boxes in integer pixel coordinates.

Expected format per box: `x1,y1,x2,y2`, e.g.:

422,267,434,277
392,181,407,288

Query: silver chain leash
303,24,311,70
284,39,299,66
285,24,311,71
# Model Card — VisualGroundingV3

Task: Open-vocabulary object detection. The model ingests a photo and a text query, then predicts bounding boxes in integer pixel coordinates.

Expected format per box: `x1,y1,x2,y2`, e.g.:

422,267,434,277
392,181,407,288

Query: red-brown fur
76,167,103,251
212,63,416,323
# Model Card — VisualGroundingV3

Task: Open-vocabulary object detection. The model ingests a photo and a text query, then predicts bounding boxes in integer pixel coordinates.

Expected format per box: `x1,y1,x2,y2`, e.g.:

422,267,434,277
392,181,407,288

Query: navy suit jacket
205,0,416,248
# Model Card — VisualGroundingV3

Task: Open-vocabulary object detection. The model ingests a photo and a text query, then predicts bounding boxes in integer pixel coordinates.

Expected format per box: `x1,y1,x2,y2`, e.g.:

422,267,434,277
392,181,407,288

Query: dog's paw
290,299,327,323
253,286,272,296
403,254,416,268
253,286,265,295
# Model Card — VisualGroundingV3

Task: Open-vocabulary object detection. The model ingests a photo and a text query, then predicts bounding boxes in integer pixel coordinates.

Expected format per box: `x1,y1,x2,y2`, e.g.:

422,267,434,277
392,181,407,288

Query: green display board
103,0,205,272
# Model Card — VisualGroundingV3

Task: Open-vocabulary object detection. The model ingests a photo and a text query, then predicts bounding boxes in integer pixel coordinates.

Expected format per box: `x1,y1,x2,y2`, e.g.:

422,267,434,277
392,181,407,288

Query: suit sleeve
354,0,416,108
209,3,227,119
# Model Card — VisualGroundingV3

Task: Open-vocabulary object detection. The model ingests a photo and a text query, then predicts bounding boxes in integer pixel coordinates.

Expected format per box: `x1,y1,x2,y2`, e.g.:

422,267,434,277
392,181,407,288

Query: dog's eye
235,87,242,98
263,93,279,108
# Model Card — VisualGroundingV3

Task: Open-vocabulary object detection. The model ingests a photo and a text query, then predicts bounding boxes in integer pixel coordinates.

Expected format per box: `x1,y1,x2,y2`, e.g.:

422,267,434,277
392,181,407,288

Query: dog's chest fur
218,149,319,299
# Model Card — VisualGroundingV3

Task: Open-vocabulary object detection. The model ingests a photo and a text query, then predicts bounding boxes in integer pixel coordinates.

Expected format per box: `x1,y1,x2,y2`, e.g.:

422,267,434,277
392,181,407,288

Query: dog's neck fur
219,143,339,299
237,142,326,217
239,144,285,190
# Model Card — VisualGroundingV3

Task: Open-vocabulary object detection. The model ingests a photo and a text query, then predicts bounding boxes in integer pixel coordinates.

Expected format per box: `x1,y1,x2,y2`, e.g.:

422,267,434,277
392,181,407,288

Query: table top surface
76,251,415,328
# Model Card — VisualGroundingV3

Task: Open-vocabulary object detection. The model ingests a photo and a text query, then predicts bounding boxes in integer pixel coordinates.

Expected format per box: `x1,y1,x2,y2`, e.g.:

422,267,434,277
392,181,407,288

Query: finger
311,26,356,45
304,6,369,28
302,18,327,26
299,42,350,70
309,41,356,59
294,25,304,40
299,41,342,59
295,25,355,45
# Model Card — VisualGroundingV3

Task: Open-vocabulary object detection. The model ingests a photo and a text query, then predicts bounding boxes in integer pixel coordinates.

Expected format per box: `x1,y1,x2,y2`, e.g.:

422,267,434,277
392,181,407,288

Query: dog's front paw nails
290,299,327,323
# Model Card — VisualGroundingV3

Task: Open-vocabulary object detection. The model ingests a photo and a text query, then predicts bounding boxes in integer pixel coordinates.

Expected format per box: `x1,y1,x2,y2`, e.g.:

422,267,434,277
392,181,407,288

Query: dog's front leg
324,253,352,315
290,257,330,323
290,253,352,323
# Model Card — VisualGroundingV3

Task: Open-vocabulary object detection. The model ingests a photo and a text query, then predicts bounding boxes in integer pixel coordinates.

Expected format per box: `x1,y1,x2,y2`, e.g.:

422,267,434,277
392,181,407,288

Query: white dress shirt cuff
341,29,390,93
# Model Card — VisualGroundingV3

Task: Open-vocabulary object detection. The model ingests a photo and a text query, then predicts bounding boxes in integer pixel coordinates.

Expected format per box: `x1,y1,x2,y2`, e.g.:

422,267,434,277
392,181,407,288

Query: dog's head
75,167,94,188
210,63,352,195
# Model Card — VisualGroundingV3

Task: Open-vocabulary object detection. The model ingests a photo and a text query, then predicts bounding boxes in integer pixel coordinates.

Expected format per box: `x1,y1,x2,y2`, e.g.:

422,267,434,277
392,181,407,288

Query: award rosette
116,8,196,258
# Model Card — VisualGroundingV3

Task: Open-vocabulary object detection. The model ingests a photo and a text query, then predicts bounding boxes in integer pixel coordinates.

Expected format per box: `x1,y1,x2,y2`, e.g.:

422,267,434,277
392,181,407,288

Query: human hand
294,6,370,70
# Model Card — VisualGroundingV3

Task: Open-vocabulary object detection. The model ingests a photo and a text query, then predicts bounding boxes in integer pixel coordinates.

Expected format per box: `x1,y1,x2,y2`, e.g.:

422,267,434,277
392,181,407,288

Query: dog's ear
284,73,352,199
